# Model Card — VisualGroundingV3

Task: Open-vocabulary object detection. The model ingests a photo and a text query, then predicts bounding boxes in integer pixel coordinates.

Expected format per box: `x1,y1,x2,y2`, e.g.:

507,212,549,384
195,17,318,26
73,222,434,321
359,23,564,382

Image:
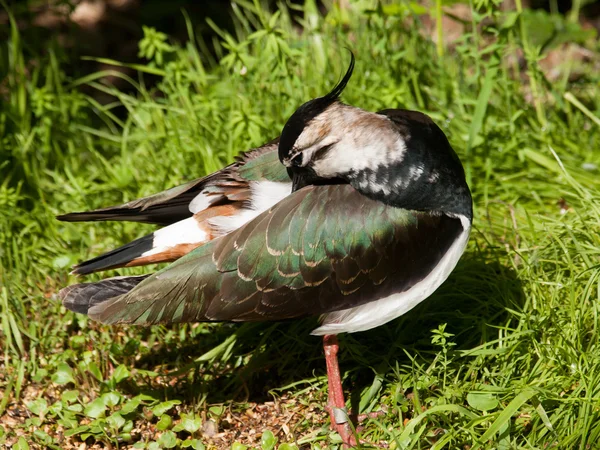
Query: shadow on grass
125,247,524,407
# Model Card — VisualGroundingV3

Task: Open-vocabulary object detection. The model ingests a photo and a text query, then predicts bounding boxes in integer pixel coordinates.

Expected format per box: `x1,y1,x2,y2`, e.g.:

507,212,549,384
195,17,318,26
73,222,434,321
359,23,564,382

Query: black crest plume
279,50,355,162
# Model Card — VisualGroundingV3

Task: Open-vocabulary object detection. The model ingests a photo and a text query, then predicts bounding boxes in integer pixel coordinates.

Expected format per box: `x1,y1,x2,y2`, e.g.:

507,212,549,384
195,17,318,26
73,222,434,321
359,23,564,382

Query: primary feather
60,275,148,315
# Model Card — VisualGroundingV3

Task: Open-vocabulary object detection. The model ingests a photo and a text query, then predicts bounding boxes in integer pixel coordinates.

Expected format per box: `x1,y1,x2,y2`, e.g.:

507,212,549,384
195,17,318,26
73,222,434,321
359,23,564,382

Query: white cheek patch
298,135,340,167
311,133,407,179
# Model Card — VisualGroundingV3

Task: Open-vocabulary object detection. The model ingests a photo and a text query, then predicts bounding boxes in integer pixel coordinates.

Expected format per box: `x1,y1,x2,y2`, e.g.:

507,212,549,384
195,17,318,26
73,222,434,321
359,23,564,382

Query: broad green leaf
27,398,48,416
209,405,225,416
261,430,277,450
86,362,103,381
278,445,298,450
151,400,181,416
14,437,30,450
121,397,143,414
61,390,79,404
52,363,75,385
84,398,106,418
467,392,499,411
31,369,48,384
33,428,51,443
157,414,173,431
112,364,131,383
58,417,79,429
49,400,63,415
180,414,202,433
101,392,121,407
182,439,206,450
500,11,520,29
107,412,126,429
158,430,178,448
66,403,83,412
123,420,134,433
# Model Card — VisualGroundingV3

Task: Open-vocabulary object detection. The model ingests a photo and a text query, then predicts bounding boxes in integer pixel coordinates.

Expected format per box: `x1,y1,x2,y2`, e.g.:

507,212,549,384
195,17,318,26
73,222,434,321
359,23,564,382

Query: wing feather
88,184,465,325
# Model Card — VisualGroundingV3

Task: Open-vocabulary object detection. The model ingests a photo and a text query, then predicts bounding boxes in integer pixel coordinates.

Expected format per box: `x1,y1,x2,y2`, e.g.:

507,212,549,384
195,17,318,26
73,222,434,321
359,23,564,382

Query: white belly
312,214,471,335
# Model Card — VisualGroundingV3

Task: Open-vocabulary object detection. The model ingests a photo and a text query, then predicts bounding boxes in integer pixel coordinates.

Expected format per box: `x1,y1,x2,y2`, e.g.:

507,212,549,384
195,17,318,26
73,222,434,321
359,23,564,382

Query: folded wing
63,184,464,326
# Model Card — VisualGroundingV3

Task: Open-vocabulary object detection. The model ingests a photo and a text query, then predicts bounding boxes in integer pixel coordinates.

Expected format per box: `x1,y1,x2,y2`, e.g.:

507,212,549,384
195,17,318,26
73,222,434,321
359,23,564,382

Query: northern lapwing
58,53,472,446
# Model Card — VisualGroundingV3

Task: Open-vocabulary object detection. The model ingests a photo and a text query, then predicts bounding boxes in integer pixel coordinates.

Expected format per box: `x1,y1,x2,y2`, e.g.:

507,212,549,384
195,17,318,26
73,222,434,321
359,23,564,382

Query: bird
58,52,472,447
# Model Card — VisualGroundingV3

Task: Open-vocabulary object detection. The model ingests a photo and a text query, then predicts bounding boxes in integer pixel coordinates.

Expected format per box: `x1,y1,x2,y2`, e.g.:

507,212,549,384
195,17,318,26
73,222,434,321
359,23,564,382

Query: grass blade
472,388,537,450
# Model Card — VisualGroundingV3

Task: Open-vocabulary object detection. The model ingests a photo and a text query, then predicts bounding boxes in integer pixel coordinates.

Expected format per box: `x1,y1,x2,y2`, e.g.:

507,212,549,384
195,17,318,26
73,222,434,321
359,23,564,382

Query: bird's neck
311,105,473,219
342,120,472,219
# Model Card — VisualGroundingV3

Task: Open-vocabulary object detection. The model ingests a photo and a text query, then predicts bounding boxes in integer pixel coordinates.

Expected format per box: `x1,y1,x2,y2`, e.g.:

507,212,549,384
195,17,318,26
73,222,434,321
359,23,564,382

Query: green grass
1,0,600,448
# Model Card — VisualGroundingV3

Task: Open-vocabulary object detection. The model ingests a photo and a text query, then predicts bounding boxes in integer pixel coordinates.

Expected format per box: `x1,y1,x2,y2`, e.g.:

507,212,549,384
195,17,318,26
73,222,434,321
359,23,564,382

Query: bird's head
278,52,471,219
278,53,354,173
279,52,404,191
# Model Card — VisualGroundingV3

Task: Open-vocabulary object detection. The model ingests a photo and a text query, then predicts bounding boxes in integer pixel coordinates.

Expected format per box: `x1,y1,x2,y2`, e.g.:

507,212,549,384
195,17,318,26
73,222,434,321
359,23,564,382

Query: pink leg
323,334,356,448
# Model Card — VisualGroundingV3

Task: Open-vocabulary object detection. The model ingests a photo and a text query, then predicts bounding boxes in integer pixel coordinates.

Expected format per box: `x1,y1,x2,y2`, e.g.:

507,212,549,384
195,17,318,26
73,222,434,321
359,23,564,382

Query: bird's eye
290,153,303,167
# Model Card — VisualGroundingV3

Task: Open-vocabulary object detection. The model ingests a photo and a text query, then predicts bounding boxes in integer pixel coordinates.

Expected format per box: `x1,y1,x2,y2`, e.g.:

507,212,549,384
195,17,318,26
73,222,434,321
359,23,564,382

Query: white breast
312,214,471,335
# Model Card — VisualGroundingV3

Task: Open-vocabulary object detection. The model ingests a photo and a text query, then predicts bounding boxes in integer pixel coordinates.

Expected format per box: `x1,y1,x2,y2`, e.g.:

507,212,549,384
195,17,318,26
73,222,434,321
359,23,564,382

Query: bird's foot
328,406,356,448
352,408,389,445
326,402,389,447
354,407,388,423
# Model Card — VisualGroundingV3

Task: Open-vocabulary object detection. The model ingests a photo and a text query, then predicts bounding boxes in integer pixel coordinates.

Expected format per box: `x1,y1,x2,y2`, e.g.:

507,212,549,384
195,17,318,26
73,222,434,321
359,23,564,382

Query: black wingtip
56,210,140,223
56,211,107,222
60,284,92,314
56,213,78,222
60,275,149,315
70,233,154,276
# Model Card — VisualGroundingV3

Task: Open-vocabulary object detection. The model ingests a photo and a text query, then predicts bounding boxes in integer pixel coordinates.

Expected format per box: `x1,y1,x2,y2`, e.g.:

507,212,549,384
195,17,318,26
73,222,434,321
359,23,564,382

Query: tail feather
57,176,214,226
57,205,190,225
60,275,149,315
72,234,154,275
72,216,210,275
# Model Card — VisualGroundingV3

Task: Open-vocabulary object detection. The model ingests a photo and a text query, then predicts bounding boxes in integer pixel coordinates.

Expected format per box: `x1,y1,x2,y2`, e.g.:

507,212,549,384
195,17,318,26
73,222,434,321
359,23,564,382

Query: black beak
290,168,317,192
291,171,306,192
289,167,346,192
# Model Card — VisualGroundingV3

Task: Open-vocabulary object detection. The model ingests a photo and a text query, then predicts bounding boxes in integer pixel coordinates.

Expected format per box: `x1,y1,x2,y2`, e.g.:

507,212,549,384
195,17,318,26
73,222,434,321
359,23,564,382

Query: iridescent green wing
237,138,289,183
89,184,463,325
